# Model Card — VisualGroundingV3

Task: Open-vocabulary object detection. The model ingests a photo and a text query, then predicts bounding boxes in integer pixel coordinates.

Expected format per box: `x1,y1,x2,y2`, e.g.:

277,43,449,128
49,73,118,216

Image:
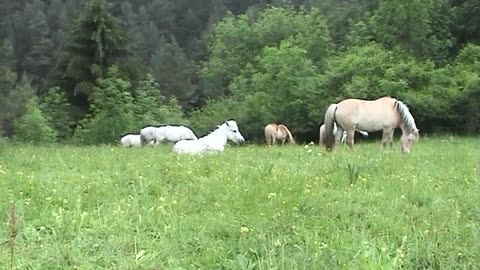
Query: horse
323,96,420,153
172,119,245,155
119,134,142,147
319,123,369,145
139,126,160,146
154,125,198,144
264,123,295,145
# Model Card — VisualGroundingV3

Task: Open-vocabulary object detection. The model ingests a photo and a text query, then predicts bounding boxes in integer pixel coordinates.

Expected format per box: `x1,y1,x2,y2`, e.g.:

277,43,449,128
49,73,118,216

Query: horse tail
356,129,369,137
278,124,294,144
264,125,272,145
323,103,338,151
319,125,325,145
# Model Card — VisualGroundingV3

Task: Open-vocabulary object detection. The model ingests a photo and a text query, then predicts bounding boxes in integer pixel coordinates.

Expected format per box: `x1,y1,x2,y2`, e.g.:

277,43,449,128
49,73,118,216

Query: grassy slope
0,136,478,269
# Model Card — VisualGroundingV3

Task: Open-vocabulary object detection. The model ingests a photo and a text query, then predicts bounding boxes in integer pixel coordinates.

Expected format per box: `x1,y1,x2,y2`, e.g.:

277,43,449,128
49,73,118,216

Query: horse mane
394,100,418,131
204,121,229,137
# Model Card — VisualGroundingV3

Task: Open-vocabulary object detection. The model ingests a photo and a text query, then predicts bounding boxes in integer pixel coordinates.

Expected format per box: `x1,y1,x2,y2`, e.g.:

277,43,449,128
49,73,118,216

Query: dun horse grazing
323,96,420,153
319,123,368,146
264,123,295,145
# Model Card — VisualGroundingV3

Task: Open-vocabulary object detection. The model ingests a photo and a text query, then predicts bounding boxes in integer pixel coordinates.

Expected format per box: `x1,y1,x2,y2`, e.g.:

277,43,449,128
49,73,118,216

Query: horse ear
225,120,230,127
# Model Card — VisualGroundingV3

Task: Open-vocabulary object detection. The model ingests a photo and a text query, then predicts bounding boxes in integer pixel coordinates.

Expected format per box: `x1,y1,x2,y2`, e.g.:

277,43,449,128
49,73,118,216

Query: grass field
0,136,478,269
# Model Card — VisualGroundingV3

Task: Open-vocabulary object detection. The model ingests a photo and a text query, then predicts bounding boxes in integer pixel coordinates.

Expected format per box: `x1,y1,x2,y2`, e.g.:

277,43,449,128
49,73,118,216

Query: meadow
0,136,478,269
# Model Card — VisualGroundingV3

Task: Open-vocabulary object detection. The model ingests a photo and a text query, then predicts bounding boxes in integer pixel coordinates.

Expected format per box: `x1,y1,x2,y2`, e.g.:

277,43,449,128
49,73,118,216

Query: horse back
336,97,399,131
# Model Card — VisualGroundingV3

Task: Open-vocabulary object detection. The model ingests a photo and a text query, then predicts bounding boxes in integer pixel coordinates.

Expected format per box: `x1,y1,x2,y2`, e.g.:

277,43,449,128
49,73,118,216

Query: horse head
224,120,245,144
400,128,420,154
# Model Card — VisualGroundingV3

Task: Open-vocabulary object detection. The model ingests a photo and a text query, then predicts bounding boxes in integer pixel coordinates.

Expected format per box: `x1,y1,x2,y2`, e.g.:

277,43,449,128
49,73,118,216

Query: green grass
0,136,478,269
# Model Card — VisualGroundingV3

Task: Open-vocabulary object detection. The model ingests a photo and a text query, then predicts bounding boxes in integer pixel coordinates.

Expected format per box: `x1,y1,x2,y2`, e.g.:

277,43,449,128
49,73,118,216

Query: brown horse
264,123,295,145
323,96,419,153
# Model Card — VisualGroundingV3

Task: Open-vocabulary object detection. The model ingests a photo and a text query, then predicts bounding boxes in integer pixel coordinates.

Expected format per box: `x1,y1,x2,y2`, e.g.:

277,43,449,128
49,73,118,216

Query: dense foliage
1,0,479,143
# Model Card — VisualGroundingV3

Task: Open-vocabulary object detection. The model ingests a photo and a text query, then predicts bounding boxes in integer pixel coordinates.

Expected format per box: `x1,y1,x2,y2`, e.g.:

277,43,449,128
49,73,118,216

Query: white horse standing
154,125,198,143
139,126,159,146
119,134,142,147
172,120,245,155
139,125,197,146
319,123,369,145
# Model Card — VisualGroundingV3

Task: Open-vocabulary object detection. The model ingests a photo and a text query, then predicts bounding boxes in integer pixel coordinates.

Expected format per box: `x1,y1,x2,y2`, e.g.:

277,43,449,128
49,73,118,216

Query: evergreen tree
134,73,187,127
73,66,136,145
150,35,198,111
41,86,72,140
1,73,37,135
147,0,176,35
48,0,139,115
0,39,17,132
14,96,57,144
24,8,54,90
136,6,161,64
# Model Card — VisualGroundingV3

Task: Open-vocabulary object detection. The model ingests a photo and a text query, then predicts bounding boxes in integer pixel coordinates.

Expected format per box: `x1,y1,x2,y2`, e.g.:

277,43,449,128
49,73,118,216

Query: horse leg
345,129,355,150
388,130,394,149
333,126,344,151
381,128,393,151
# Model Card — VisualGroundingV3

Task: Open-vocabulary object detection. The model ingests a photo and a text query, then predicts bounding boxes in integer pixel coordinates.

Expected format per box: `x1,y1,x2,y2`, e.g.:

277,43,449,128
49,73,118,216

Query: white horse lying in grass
120,134,142,147
319,123,369,146
140,125,197,146
172,120,245,155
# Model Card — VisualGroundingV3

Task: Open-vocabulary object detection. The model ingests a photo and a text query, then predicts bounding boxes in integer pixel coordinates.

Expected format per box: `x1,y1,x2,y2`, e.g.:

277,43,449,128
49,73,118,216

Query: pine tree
24,8,54,90
14,96,57,144
74,66,136,145
136,6,161,64
47,0,141,119
0,39,17,131
41,87,72,140
150,35,198,111
134,73,164,121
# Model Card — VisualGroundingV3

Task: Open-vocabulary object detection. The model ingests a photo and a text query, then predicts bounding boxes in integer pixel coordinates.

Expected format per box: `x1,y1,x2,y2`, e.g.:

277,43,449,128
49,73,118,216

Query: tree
0,39,17,133
453,44,480,133
14,96,57,144
24,7,55,90
48,0,140,118
369,0,453,63
134,73,188,128
136,6,161,64
1,73,36,135
150,35,199,111
41,86,72,140
200,6,331,100
73,66,136,145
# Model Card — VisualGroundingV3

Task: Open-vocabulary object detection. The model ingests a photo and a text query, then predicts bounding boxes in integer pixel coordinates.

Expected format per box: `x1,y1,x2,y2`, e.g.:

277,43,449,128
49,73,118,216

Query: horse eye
233,130,237,133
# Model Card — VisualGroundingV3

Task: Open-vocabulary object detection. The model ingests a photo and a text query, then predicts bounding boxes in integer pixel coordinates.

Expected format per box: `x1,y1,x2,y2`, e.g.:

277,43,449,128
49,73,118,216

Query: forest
1,0,479,144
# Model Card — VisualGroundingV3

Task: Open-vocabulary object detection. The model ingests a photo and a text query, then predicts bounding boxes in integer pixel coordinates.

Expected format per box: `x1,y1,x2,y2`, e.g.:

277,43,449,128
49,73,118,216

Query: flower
240,226,250,233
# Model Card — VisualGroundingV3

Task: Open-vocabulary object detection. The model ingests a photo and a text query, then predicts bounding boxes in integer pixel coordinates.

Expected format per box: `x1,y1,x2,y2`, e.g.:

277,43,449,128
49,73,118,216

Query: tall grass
0,136,478,269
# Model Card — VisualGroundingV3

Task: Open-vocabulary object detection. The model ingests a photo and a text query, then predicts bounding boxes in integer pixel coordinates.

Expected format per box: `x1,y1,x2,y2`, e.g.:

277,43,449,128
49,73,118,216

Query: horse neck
201,126,228,146
395,101,417,134
399,121,417,135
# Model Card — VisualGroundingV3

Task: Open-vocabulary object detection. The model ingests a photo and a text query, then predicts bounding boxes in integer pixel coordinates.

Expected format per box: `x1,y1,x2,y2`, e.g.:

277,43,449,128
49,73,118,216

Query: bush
14,97,57,144
73,66,136,145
